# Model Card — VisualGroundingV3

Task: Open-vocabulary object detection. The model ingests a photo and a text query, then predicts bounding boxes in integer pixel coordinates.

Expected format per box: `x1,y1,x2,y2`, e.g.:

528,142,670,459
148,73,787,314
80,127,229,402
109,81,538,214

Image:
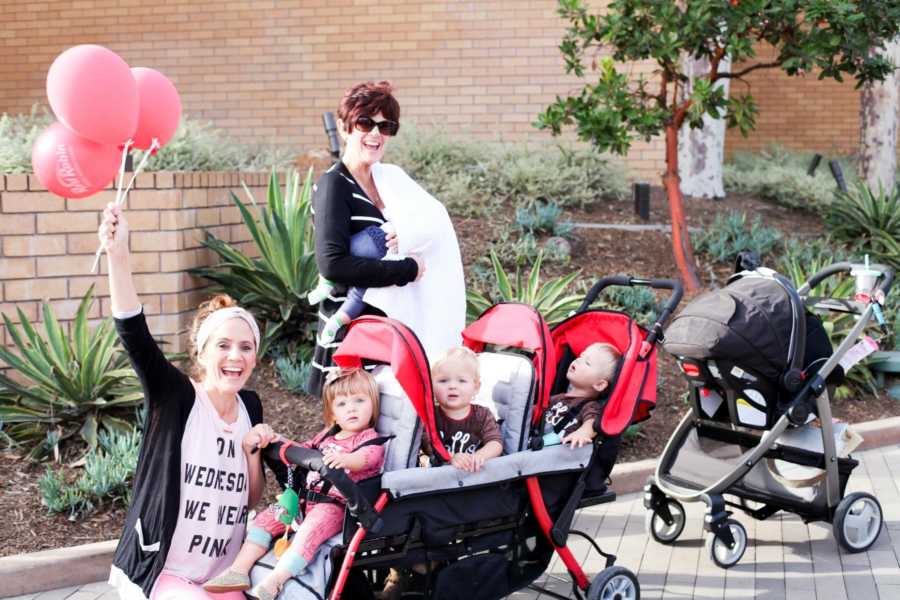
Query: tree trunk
678,53,732,199
860,36,900,195
664,122,702,292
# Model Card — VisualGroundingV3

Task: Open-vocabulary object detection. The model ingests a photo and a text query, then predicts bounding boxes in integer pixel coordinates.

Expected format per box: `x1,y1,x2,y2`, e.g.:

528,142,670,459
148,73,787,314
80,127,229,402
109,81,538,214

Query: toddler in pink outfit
204,368,384,600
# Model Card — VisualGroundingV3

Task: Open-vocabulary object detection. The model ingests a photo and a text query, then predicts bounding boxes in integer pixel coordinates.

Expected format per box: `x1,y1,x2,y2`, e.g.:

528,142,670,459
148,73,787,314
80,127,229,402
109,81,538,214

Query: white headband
195,307,260,355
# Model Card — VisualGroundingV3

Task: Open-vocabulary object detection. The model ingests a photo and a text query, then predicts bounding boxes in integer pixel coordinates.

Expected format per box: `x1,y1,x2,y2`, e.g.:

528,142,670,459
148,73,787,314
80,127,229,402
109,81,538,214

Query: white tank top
160,381,252,583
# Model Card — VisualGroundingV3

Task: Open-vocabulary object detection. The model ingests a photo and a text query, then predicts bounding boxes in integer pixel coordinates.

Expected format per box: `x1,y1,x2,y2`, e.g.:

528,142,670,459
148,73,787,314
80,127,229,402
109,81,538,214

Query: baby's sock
308,278,335,305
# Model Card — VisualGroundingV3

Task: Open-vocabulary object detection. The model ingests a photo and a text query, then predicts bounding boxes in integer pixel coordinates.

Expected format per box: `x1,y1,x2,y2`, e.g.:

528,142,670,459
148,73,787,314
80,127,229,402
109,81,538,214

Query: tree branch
717,60,782,79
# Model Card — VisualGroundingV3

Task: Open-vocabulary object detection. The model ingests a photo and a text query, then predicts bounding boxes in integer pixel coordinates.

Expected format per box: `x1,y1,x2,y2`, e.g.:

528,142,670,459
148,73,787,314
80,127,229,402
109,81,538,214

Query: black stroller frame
644,262,894,568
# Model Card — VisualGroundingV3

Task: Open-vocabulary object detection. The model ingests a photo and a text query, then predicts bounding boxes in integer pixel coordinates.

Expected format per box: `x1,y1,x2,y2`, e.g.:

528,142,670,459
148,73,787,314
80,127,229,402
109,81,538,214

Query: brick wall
0,172,268,353
725,44,872,158
0,0,665,180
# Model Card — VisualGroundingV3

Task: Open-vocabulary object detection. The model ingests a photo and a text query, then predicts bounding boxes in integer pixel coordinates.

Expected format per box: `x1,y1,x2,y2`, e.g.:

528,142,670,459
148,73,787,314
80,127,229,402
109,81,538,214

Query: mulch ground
3,189,899,557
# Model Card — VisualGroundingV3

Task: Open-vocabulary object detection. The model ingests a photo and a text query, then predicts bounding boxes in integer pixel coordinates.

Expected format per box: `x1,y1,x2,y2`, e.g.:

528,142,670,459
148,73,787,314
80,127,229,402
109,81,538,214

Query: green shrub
0,287,142,460
515,201,574,237
591,281,662,324
466,250,582,325
694,210,782,264
825,184,900,270
274,355,312,393
387,126,629,217
0,105,52,173
136,117,296,172
723,146,845,210
191,169,319,356
39,428,140,521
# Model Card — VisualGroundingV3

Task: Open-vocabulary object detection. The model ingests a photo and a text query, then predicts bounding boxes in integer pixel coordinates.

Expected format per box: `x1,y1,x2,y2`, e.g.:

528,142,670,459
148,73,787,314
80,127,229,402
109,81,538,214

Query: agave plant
826,184,900,270
466,250,583,325
0,287,142,459
191,168,320,355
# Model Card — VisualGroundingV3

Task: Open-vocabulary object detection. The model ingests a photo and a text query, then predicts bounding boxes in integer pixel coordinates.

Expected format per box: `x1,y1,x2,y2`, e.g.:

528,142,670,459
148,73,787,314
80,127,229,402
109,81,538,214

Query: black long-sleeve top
308,162,418,397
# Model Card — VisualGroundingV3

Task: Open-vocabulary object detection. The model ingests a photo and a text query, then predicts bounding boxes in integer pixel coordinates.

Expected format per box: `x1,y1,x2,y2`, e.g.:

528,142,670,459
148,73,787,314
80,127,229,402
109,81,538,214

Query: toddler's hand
385,230,399,253
451,453,483,472
561,430,592,449
323,449,352,470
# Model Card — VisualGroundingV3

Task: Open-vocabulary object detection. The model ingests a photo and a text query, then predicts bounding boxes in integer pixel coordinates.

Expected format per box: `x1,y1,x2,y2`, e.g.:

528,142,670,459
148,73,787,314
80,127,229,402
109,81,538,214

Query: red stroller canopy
551,311,657,437
462,303,556,425
332,316,451,462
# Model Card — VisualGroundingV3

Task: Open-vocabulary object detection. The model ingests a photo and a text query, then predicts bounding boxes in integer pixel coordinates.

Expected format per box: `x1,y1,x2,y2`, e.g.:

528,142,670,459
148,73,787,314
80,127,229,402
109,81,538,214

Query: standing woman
100,203,278,600
308,81,427,397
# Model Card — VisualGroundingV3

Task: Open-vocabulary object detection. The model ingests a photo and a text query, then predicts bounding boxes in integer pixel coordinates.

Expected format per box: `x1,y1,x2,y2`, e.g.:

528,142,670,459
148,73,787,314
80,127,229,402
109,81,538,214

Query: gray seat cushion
381,444,592,499
372,365,421,472
472,352,535,454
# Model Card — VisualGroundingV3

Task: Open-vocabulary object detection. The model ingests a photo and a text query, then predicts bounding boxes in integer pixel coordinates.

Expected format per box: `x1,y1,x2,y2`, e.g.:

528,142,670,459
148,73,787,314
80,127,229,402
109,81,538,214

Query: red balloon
46,45,138,145
131,67,182,151
31,122,121,199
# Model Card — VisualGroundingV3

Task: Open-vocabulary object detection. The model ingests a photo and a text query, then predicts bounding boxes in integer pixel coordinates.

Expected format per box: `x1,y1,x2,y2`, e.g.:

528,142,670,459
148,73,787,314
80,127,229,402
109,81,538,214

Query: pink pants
289,501,345,562
151,573,245,600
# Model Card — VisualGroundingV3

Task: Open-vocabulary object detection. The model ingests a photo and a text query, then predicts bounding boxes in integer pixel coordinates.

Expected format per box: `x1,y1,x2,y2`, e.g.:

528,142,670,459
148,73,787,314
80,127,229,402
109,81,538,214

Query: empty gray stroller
644,262,893,568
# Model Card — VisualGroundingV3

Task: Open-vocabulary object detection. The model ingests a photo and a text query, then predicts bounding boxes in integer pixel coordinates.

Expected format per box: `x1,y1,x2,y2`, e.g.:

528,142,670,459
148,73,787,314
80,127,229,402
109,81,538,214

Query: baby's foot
307,279,335,305
318,313,350,345
204,569,250,593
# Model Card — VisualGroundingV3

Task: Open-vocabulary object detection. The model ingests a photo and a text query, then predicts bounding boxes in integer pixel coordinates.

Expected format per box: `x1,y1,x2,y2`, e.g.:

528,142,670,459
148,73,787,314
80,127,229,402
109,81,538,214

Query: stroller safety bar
798,261,894,297
578,276,684,350
264,442,383,532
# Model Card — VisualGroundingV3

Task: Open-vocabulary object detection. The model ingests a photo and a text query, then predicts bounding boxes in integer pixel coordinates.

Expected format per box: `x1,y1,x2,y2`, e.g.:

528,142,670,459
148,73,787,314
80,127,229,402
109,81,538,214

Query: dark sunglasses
354,116,399,136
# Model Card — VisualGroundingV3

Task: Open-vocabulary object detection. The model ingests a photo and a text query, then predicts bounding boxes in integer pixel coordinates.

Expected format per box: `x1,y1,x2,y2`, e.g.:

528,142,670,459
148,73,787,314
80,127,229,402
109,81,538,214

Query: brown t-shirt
543,393,604,437
421,404,503,457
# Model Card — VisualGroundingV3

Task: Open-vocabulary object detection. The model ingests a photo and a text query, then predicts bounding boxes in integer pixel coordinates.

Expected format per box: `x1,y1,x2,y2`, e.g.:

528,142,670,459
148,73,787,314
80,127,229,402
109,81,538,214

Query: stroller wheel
705,519,747,569
833,492,883,553
587,565,640,600
645,499,685,545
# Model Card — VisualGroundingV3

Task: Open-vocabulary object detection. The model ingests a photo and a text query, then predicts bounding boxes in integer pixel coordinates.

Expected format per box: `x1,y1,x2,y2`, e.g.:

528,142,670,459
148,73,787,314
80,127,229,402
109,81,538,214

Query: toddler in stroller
249,276,682,600
204,368,386,599
645,262,894,568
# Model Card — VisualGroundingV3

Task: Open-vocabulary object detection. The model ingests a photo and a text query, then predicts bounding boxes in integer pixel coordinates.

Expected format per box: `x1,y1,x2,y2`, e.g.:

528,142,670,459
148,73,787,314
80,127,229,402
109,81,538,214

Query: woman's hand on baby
411,254,426,281
242,424,279,454
98,203,129,260
385,230,399,253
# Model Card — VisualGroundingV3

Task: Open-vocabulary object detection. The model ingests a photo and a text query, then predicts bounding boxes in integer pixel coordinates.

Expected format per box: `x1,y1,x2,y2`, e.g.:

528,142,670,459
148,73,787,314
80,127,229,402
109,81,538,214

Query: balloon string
117,138,159,207
114,141,132,206
91,138,159,273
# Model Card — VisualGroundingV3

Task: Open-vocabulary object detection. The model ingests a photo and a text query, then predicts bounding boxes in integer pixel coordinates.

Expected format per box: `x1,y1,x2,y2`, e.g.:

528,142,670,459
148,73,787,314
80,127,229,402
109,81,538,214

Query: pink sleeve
352,429,385,475
299,428,329,449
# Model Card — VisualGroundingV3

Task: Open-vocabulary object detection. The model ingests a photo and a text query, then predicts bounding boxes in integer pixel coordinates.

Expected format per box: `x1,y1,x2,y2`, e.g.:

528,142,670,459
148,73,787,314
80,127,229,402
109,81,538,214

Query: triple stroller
645,260,893,568
251,277,683,599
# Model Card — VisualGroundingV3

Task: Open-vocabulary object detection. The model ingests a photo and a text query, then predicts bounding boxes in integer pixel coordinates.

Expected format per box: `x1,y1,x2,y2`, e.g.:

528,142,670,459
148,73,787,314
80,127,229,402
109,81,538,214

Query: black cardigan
111,311,273,596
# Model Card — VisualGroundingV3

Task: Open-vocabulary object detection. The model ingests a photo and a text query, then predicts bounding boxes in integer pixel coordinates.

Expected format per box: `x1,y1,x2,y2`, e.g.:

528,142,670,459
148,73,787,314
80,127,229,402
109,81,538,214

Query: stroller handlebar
578,276,684,346
263,441,382,532
799,261,894,298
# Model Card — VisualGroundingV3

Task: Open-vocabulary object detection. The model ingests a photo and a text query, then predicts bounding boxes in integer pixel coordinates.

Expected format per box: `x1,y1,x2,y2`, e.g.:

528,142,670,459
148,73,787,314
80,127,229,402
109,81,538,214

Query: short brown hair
337,81,400,133
188,294,239,379
322,368,381,428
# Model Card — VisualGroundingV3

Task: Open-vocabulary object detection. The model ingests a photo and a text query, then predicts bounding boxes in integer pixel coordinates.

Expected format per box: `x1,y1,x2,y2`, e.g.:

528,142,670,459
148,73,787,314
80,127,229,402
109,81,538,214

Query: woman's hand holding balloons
98,203,130,262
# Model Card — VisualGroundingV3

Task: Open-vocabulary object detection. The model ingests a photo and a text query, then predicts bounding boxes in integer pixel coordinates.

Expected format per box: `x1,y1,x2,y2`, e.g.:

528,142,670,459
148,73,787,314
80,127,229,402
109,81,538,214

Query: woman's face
341,111,393,167
198,318,257,397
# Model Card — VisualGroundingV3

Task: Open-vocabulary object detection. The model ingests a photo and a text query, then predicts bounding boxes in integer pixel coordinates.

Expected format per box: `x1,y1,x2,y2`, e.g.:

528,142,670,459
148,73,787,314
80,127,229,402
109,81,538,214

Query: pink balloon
31,122,121,199
46,45,138,145
131,67,182,151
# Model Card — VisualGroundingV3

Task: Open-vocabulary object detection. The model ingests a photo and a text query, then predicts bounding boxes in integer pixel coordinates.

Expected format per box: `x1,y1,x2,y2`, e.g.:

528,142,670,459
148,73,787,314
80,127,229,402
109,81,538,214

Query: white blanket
364,162,465,359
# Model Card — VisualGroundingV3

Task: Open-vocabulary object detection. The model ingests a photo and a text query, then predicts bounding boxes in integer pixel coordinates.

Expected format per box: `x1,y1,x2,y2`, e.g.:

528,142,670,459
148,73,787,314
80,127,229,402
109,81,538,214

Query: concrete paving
7,444,900,600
